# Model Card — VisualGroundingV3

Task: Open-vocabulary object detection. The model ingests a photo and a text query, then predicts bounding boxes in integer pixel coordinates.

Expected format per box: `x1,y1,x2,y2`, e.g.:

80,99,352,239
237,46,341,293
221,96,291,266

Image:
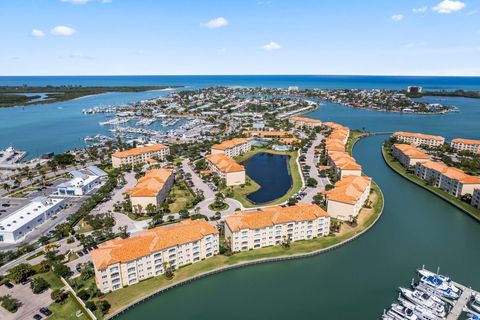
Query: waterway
1,76,479,318
242,153,292,204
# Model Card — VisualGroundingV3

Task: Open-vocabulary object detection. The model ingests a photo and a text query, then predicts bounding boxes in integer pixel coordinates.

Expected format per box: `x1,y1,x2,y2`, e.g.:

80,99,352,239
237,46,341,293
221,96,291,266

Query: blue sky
1,0,479,76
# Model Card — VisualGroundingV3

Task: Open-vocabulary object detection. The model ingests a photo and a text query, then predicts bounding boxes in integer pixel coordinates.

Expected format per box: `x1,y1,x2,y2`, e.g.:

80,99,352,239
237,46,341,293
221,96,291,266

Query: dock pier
446,282,477,320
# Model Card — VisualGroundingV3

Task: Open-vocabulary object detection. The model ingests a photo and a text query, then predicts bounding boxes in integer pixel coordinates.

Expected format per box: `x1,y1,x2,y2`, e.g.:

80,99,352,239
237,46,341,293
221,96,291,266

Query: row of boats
383,267,480,320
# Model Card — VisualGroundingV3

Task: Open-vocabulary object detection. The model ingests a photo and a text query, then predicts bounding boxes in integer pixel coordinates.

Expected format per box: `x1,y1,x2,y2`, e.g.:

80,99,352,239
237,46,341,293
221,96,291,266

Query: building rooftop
280,137,302,144
393,144,431,159
328,151,362,171
128,168,173,197
0,197,64,232
211,138,250,151
112,144,168,158
206,153,245,173
326,175,372,205
394,132,445,141
419,161,480,184
243,130,292,138
225,203,329,232
91,220,218,270
451,138,480,146
289,116,321,124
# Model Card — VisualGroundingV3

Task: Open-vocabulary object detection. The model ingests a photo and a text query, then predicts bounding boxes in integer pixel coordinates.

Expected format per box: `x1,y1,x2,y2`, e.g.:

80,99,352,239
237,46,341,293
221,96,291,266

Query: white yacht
398,298,443,320
399,287,446,318
417,269,460,300
470,294,480,313
389,303,418,320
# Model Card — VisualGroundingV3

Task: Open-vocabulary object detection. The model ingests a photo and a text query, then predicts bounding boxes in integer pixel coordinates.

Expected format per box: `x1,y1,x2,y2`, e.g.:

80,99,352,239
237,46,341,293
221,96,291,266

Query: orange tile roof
112,144,168,158
451,138,480,146
243,130,292,138
206,153,245,173
328,151,362,171
128,168,173,197
393,132,444,141
91,220,218,270
289,116,321,124
280,137,302,144
325,139,346,152
393,144,431,160
419,160,480,184
225,203,329,232
211,138,250,151
326,175,372,205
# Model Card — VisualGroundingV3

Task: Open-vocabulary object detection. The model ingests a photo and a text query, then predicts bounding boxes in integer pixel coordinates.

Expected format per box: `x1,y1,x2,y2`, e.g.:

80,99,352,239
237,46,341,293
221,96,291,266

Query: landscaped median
98,182,384,319
382,143,480,221
229,147,303,208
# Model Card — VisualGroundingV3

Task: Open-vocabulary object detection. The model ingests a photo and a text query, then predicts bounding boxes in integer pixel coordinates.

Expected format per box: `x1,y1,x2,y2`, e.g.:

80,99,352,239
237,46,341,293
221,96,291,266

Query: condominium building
128,168,174,213
325,138,346,153
211,138,252,158
206,153,245,186
326,175,372,221
111,144,170,168
327,151,362,178
91,220,219,293
57,165,107,196
472,188,480,210
243,130,292,138
391,144,431,168
224,203,330,252
323,122,350,153
415,161,480,197
0,197,65,244
279,137,302,150
450,138,480,154
393,132,445,147
289,116,322,129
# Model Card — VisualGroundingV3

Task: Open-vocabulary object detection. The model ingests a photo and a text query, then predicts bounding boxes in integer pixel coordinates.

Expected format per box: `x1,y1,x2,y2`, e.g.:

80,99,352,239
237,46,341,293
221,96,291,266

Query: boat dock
446,282,477,320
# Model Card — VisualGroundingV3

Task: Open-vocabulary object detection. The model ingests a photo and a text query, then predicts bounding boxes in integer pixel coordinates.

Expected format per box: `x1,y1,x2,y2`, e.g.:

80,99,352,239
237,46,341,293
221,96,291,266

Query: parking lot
0,280,54,320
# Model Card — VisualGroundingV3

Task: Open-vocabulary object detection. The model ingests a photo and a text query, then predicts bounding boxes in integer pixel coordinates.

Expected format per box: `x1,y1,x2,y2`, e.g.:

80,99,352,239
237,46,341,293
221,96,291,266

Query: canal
116,96,480,320
241,153,292,204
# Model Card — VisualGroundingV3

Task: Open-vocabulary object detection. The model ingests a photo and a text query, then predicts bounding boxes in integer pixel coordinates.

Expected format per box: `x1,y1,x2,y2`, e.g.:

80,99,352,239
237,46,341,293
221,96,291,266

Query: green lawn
48,293,91,320
382,143,480,220
26,251,45,261
230,147,303,208
168,180,196,213
32,271,65,290
99,185,383,318
346,130,366,155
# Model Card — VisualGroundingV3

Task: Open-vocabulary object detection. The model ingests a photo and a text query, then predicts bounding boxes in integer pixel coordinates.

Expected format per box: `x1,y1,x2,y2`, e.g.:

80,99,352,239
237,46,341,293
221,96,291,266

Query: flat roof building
57,165,107,196
225,203,330,252
91,220,219,292
0,197,65,244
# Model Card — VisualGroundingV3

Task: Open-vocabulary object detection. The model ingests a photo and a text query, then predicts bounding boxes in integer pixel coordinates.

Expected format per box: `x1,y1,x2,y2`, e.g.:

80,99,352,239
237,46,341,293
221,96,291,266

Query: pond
241,152,292,204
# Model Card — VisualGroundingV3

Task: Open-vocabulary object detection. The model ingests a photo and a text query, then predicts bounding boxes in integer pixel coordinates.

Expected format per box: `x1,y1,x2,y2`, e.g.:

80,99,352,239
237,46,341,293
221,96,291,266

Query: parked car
77,251,84,257
20,278,31,285
39,308,52,316
4,281,14,289
33,314,42,320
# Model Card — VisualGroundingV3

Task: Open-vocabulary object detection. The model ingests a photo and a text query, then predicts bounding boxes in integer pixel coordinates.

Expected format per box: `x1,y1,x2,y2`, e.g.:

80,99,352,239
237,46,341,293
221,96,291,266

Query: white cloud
31,29,45,38
391,14,404,21
413,6,428,13
203,17,229,29
50,26,76,36
433,0,466,14
262,41,281,51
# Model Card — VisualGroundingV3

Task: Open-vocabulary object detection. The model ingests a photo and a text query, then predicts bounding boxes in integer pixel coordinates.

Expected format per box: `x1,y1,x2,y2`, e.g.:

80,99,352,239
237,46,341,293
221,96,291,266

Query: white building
211,138,251,158
393,132,445,147
57,166,107,196
450,138,480,154
472,189,480,210
224,204,330,252
0,197,65,244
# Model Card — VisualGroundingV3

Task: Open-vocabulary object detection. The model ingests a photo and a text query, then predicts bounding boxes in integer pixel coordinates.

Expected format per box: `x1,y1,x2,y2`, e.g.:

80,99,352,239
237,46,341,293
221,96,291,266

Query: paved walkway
302,133,330,204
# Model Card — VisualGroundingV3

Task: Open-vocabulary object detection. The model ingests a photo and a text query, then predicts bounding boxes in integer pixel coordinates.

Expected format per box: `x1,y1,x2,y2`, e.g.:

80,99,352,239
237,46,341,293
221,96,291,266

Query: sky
0,0,479,76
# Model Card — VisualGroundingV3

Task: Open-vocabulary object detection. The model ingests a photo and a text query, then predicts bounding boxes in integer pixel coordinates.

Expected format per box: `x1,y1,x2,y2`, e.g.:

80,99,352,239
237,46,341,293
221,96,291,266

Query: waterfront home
393,132,445,147
391,144,431,168
206,153,245,186
415,161,480,197
128,168,174,213
289,116,322,129
111,144,170,168
327,151,362,178
325,138,346,154
326,175,372,221
224,203,330,252
472,188,480,209
0,197,65,244
243,130,292,138
450,138,480,154
211,138,252,158
57,165,107,196
323,122,350,148
91,220,219,293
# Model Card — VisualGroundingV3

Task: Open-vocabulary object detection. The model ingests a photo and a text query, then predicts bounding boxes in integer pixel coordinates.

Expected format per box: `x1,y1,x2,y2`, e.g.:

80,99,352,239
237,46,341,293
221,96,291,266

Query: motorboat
417,269,460,300
398,298,443,320
389,303,418,320
399,287,446,318
470,294,480,313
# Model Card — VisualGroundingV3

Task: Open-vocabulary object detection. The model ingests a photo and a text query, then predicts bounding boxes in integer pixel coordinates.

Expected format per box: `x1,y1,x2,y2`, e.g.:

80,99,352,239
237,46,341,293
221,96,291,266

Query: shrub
0,295,21,313
30,277,50,294
8,263,33,283
51,289,67,303
97,300,111,314
77,289,90,301
85,301,97,311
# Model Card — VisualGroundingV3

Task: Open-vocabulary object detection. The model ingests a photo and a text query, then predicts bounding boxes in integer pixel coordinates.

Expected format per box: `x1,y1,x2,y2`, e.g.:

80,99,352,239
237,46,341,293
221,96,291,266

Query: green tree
51,289,67,303
30,277,50,294
8,263,32,283
0,295,21,313
96,300,111,315
118,225,130,239
53,263,71,278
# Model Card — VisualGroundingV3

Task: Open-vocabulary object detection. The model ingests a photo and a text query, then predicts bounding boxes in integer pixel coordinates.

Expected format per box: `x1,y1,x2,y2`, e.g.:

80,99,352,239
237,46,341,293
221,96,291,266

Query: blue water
1,75,479,158
242,153,292,204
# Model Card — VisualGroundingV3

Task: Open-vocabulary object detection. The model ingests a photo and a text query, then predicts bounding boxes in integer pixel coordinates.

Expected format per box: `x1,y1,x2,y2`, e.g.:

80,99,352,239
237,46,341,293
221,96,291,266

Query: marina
383,267,480,320
0,146,27,165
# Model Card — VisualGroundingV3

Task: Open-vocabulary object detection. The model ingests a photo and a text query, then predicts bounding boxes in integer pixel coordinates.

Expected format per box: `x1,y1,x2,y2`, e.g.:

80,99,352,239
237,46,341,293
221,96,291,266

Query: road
302,133,330,204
